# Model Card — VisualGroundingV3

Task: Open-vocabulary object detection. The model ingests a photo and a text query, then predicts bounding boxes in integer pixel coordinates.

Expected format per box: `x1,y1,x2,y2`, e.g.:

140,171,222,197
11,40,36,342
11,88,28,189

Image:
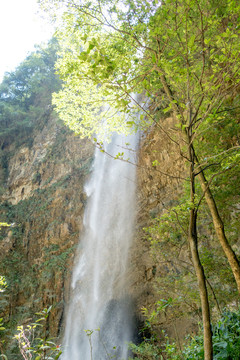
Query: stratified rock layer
0,113,94,339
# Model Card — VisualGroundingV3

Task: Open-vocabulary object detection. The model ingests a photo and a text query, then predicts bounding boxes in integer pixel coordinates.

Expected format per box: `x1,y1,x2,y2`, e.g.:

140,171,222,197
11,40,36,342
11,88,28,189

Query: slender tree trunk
188,141,213,360
197,165,240,295
158,72,213,358
188,227,213,360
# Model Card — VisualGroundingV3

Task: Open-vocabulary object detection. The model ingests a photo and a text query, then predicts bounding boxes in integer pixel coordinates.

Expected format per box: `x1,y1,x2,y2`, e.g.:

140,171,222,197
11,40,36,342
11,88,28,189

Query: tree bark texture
189,142,213,360
188,228,213,360
198,169,240,295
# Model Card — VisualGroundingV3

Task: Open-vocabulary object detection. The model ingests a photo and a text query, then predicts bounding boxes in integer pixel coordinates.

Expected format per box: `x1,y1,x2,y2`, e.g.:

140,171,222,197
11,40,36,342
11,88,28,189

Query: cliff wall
128,118,197,342
0,111,93,351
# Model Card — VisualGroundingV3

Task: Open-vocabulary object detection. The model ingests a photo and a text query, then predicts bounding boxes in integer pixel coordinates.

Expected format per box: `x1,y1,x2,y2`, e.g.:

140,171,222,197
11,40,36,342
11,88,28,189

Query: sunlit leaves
41,0,240,162
52,11,146,139
14,307,62,360
0,275,7,293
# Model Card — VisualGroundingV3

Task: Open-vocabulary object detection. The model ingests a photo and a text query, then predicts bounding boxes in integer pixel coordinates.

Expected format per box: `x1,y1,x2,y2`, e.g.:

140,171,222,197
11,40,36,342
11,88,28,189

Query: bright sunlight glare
0,0,54,81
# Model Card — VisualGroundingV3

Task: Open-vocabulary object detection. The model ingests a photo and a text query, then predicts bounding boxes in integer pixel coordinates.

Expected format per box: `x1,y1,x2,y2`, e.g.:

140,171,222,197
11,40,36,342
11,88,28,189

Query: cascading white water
61,133,137,360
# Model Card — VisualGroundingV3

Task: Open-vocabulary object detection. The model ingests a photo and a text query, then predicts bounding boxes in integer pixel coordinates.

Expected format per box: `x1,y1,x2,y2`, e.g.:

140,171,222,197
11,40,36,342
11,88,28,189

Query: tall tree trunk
188,144,213,360
197,165,240,295
157,60,240,293
188,225,213,360
159,73,213,357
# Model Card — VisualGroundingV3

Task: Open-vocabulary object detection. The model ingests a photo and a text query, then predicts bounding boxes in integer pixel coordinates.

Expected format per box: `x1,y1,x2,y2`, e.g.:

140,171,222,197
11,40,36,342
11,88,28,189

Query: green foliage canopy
0,38,61,145
39,0,240,146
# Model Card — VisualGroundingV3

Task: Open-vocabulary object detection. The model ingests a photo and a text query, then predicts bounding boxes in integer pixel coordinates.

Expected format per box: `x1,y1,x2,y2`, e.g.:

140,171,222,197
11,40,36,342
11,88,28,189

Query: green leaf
189,35,196,47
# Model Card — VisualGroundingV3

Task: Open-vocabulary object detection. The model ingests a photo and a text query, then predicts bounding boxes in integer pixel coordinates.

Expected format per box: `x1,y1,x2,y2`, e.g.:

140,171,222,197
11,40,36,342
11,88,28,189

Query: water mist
61,133,137,360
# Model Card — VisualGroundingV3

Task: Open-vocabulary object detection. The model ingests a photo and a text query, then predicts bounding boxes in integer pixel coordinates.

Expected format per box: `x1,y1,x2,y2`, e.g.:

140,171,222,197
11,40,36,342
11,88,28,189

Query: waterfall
61,133,137,360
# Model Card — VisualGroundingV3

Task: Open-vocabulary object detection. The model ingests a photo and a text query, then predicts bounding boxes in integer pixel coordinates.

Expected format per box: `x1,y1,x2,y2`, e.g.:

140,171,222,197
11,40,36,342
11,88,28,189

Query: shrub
130,308,240,360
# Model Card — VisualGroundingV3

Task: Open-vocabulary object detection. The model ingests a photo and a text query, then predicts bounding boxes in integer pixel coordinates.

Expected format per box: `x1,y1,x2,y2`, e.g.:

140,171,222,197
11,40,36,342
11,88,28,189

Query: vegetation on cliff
0,37,61,150
0,38,94,358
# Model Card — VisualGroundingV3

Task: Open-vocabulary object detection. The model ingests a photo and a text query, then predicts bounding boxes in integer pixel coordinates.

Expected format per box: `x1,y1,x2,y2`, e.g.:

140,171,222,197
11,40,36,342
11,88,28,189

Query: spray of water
61,133,137,360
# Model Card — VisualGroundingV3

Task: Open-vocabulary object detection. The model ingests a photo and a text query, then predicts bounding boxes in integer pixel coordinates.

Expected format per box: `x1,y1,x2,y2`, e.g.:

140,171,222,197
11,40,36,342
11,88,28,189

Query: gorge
1,1,240,358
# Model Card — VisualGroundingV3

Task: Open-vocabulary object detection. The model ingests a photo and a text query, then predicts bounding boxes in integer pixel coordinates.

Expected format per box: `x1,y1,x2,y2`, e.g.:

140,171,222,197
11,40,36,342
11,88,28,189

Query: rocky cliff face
0,111,94,349
130,118,185,299
128,118,198,342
